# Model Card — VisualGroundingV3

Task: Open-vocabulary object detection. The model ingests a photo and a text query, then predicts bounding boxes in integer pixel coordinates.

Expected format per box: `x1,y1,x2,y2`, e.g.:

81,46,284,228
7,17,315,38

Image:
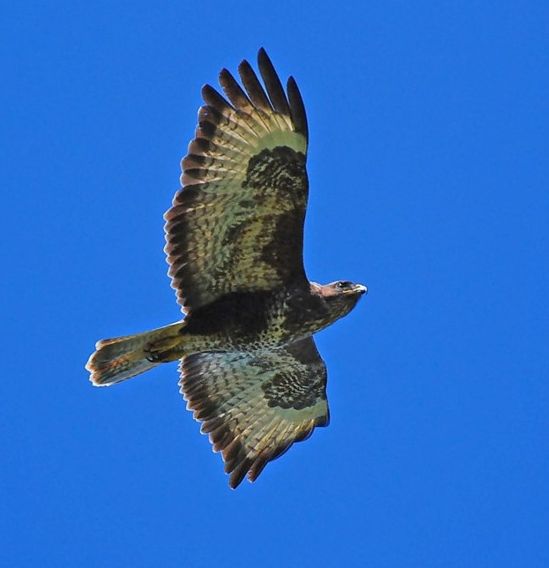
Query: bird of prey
86,48,367,488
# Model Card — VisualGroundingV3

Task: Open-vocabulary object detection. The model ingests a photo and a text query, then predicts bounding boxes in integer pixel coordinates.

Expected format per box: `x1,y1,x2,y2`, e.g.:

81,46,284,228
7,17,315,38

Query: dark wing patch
165,48,309,313
180,337,329,488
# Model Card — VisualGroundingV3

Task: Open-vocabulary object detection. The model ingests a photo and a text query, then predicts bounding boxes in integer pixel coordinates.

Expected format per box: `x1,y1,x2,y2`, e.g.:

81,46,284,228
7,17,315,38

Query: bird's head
312,280,368,320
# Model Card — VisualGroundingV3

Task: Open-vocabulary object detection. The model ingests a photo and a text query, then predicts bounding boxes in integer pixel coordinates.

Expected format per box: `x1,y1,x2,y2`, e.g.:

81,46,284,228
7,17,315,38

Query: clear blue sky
2,2,547,567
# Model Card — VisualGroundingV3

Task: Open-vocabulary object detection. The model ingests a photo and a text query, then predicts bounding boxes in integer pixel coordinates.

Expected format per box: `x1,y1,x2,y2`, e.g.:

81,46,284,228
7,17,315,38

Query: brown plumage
86,48,367,488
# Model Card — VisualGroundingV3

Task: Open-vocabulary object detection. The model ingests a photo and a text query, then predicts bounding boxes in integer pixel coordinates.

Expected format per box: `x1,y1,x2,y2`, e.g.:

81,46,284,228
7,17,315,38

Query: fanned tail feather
86,322,183,386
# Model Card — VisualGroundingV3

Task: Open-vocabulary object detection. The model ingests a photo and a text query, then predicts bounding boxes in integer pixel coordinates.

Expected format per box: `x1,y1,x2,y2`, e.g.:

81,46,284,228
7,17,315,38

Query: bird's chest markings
284,293,328,334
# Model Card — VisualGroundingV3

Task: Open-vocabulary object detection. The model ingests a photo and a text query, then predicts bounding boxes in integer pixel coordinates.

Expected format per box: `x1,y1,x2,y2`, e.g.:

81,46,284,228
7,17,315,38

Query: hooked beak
354,284,368,295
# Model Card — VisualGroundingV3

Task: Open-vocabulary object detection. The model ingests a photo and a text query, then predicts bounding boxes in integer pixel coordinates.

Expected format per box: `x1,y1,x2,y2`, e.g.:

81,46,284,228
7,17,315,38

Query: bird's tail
86,321,185,386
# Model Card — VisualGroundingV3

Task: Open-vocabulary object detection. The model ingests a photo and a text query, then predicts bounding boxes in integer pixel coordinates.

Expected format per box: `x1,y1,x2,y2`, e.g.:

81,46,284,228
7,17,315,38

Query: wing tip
256,47,291,117
201,83,233,112
287,76,308,141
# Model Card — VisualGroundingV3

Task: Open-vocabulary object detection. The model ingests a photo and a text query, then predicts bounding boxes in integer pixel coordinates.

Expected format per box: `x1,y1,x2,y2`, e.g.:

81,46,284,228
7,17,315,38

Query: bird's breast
182,288,332,352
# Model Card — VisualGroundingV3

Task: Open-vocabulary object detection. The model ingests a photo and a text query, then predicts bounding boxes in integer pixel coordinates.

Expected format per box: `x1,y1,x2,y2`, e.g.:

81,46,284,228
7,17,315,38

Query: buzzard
86,49,367,488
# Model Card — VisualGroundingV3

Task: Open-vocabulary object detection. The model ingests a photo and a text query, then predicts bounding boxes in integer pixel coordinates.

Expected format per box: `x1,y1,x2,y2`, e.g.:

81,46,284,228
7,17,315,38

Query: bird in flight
86,48,367,488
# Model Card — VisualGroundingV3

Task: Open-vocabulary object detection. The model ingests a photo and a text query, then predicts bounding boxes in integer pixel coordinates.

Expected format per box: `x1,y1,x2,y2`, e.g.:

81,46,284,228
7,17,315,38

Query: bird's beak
354,284,368,295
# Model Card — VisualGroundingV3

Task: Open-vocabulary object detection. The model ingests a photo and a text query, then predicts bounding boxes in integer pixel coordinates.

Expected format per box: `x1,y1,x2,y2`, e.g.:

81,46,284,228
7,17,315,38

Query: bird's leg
144,334,187,363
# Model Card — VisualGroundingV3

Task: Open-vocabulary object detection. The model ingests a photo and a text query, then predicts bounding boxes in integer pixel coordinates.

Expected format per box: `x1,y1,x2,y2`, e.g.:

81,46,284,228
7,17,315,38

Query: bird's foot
144,335,186,363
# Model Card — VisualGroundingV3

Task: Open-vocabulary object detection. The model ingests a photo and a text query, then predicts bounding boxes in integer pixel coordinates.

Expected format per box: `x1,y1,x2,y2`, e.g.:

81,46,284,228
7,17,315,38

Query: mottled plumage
182,337,328,488
86,49,367,488
165,53,309,312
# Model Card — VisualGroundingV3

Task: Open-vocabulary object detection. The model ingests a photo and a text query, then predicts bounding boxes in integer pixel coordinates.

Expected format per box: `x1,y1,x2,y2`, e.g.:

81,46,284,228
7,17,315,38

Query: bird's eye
336,281,351,290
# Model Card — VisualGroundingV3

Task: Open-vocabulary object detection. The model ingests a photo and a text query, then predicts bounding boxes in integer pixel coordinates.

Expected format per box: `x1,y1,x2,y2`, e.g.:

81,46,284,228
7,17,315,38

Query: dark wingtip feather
257,48,291,116
228,457,253,489
237,59,272,112
287,76,308,141
219,68,252,110
201,84,233,113
257,46,267,59
247,457,268,482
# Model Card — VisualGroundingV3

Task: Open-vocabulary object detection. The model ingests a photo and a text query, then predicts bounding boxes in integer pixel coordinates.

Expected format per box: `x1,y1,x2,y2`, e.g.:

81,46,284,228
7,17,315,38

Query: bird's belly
208,312,298,352
182,289,329,353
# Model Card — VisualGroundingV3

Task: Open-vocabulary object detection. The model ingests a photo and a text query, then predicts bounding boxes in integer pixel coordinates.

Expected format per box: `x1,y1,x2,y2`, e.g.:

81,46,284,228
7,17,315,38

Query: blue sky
2,2,548,566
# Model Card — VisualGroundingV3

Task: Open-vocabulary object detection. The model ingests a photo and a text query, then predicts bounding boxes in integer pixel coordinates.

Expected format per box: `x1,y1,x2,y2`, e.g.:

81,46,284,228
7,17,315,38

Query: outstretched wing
165,48,309,313
180,337,329,488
